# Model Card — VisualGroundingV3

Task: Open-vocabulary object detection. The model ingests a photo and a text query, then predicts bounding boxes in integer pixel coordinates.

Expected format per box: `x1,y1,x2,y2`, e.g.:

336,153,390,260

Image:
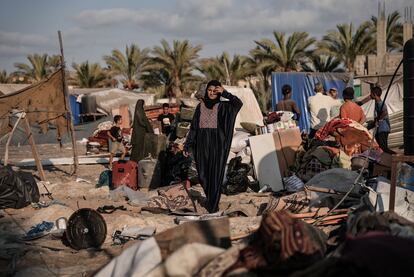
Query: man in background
308,83,341,138
328,87,343,118
358,86,395,154
339,87,366,124
276,84,301,121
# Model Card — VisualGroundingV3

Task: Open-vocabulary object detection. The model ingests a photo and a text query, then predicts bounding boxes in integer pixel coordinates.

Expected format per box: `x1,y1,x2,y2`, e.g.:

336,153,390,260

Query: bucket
181,107,195,121
176,122,191,138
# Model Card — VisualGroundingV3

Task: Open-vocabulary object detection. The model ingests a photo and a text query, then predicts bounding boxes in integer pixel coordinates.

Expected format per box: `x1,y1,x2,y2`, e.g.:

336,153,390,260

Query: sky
0,0,412,72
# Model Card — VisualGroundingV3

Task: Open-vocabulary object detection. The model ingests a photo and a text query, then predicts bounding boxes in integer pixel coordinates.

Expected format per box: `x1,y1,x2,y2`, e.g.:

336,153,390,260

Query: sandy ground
0,144,266,276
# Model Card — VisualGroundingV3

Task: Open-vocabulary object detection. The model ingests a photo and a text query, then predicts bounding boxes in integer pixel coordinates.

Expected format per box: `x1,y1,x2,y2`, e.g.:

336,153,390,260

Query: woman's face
207,85,218,100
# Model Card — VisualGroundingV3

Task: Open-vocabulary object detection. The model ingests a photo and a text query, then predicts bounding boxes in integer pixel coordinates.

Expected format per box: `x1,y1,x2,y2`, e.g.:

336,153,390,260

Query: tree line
0,10,407,111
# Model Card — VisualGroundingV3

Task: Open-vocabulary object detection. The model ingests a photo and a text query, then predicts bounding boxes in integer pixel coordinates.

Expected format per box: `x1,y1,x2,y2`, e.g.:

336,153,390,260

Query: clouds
0,30,52,58
0,0,413,71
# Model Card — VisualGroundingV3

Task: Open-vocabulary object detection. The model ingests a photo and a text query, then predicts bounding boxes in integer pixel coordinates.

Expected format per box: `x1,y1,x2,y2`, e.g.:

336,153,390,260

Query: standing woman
184,80,243,213
130,99,154,163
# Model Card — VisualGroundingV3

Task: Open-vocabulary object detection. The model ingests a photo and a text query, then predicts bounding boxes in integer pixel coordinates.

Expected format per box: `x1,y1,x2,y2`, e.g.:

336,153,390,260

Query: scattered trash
97,170,112,188
97,205,127,214
283,174,305,192
110,185,149,204
76,177,92,184
112,226,156,245
22,221,54,241
258,184,272,193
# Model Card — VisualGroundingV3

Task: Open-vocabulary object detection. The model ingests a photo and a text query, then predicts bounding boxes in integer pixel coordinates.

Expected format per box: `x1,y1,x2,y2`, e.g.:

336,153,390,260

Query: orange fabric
339,101,366,124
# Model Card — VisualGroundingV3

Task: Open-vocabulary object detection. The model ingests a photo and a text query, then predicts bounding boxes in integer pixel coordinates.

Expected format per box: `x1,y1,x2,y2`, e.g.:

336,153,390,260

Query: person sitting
157,103,175,136
339,87,366,124
276,84,301,121
107,115,127,169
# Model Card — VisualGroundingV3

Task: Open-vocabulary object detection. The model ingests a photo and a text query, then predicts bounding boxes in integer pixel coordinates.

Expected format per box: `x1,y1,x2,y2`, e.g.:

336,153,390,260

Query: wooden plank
249,133,283,191
22,116,46,181
16,156,129,167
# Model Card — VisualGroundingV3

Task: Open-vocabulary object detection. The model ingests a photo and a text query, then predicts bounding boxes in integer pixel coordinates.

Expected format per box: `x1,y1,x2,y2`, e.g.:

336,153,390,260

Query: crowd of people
275,82,394,154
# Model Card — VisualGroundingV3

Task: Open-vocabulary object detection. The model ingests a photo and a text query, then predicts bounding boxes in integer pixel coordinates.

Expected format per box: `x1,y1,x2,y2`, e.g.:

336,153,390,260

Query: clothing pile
315,118,379,156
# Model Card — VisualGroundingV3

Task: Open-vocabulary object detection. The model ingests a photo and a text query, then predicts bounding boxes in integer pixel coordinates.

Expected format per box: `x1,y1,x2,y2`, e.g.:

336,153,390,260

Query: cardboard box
273,127,302,177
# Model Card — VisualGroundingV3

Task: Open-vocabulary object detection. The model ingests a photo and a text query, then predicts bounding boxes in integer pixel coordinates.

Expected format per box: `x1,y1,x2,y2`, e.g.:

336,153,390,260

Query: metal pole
58,30,79,175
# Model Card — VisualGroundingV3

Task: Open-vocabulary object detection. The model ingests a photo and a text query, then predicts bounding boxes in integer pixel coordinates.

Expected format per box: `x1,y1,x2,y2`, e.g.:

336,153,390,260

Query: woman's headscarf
204,80,222,109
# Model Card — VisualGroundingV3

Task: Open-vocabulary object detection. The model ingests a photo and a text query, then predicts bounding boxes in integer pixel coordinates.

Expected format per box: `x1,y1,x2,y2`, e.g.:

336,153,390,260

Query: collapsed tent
0,69,69,141
77,88,155,118
271,72,353,131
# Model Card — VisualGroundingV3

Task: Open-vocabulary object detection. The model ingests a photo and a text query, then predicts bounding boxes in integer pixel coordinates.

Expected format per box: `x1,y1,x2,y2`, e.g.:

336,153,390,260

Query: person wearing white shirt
308,83,341,138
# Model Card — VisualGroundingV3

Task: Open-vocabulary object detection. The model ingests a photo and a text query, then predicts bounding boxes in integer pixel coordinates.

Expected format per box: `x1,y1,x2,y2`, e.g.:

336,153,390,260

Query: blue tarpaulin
271,72,353,132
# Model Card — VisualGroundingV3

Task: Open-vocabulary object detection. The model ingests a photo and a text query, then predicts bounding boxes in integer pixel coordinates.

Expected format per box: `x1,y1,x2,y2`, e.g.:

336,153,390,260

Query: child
107,115,127,169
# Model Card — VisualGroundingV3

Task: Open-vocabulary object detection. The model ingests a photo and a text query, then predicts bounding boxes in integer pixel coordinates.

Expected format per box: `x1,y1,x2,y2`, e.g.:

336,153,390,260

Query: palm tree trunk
173,74,182,98
223,59,231,86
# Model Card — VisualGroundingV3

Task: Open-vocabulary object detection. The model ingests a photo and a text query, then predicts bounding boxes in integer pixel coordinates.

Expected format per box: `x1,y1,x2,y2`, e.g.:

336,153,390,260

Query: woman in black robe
184,80,243,213
130,99,153,162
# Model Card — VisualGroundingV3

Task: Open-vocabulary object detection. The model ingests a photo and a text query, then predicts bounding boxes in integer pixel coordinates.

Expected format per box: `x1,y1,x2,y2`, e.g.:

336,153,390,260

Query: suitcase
112,160,138,190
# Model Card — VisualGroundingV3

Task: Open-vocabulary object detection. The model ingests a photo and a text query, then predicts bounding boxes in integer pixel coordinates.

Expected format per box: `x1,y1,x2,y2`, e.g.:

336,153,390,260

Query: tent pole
22,113,46,181
58,30,79,175
4,112,24,166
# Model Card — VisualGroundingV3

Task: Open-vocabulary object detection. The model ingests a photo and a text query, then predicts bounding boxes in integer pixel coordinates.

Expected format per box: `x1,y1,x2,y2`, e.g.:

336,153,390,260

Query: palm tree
151,39,202,97
370,10,403,52
302,55,344,72
14,53,60,82
197,52,250,86
48,55,62,72
0,70,10,83
318,22,374,72
245,49,275,112
103,44,149,90
253,31,316,72
72,61,107,88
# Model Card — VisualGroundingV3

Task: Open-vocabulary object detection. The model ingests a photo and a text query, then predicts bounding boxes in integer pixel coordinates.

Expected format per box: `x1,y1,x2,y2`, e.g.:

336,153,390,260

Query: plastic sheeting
223,86,264,128
359,81,404,148
271,72,353,131
0,166,39,209
360,81,403,119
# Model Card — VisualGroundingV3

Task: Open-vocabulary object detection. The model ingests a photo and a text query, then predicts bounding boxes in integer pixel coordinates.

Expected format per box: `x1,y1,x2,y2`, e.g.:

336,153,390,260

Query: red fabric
315,118,379,156
315,118,353,141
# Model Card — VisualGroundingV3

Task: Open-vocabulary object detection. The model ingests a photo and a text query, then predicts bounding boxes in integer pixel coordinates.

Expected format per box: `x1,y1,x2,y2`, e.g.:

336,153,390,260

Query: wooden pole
58,30,79,175
22,114,46,181
4,112,24,166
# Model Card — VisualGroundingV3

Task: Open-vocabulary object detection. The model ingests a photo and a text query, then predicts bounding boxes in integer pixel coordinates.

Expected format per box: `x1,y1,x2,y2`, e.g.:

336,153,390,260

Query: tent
223,86,264,129
271,72,353,131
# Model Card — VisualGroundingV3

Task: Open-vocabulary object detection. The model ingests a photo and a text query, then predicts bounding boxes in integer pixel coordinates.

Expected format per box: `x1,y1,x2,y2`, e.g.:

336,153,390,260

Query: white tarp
359,81,404,148
360,81,403,119
83,88,155,118
224,86,264,129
